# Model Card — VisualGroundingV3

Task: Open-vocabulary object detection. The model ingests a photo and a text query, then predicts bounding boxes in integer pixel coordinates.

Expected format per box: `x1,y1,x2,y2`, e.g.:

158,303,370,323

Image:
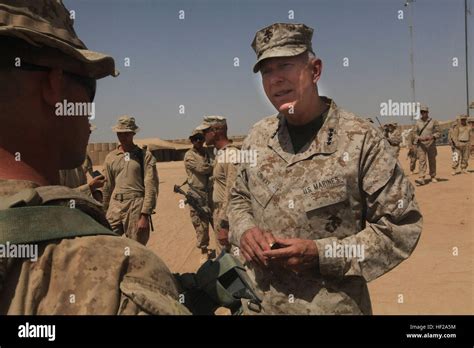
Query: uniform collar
115,143,140,155
267,97,339,166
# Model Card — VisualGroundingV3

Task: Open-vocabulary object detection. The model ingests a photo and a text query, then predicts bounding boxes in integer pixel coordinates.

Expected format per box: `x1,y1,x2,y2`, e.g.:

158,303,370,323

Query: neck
194,146,205,154
120,142,136,152
286,95,327,126
0,146,59,186
214,138,230,150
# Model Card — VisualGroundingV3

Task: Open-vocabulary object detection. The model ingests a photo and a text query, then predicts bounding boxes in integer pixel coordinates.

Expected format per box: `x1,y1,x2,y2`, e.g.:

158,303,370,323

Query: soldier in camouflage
450,114,471,175
184,127,214,263
0,0,189,315
200,115,240,254
102,116,159,246
228,23,422,315
412,105,441,186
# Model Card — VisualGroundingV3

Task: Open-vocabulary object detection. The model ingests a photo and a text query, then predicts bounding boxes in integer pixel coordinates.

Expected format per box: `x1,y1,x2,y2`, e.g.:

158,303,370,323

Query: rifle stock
173,185,213,224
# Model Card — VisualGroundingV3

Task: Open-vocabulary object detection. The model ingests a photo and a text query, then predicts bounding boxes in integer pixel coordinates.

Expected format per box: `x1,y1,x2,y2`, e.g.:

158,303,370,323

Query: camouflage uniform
196,116,240,254
183,143,213,250
212,144,240,253
412,108,441,182
228,23,422,315
0,0,188,315
451,115,471,173
0,180,190,315
103,117,159,245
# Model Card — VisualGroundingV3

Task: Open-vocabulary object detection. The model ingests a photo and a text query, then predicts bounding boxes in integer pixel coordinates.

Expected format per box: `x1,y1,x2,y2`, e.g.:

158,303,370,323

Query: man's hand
240,227,276,267
88,175,106,191
217,228,230,247
137,214,150,235
262,237,319,273
420,135,433,142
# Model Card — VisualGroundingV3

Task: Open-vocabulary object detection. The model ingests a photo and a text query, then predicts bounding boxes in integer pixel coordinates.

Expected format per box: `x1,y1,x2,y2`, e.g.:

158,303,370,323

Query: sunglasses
191,135,205,142
14,62,97,101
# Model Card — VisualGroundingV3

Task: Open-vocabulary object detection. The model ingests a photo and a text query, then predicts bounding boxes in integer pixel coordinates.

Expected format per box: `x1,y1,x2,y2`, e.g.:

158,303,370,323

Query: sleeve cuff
229,220,257,247
314,237,347,279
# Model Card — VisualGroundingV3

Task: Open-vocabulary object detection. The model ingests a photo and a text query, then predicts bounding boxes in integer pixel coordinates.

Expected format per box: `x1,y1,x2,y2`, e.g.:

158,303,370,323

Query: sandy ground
100,145,473,314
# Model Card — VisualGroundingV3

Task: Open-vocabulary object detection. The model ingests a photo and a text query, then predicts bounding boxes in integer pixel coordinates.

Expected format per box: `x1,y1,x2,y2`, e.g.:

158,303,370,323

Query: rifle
375,116,383,128
173,183,213,224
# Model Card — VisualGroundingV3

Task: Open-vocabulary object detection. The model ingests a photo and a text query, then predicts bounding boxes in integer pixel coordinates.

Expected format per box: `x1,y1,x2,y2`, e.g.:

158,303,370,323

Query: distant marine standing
200,115,240,254
405,128,418,175
412,105,441,186
184,127,214,263
102,116,159,245
450,114,471,175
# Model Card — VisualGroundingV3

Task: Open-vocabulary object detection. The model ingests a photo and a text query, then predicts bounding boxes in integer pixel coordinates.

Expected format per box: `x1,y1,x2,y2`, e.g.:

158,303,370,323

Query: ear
41,68,64,107
311,58,322,85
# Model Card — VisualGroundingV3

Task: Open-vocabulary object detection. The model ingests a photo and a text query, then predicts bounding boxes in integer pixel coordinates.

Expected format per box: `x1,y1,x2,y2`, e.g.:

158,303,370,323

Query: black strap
418,118,432,136
136,147,145,185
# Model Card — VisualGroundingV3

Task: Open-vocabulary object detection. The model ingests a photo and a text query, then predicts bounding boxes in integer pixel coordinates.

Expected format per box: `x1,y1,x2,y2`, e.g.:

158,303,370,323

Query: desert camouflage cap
0,0,118,79
251,23,314,73
112,115,140,133
197,115,227,131
458,114,468,120
189,127,204,138
420,105,429,112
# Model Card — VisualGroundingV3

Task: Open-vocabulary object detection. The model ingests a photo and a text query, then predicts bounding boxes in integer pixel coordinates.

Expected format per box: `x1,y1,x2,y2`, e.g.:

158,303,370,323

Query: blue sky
64,0,474,142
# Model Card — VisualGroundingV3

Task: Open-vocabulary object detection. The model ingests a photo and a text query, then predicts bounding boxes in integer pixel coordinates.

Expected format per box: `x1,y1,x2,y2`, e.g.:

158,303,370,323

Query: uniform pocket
302,185,351,236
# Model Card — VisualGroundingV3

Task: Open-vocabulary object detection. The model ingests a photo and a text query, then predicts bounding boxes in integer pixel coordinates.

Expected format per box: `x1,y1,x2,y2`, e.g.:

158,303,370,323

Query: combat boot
415,178,425,186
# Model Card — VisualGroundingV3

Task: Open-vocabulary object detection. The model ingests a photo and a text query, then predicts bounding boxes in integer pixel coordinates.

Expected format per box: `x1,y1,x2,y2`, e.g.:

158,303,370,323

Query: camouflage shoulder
183,148,195,161
336,108,382,139
56,235,191,315
244,113,279,147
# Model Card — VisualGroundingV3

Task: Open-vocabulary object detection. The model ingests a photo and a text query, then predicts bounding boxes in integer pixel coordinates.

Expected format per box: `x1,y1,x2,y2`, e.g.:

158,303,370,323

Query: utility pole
465,0,470,117
405,0,416,121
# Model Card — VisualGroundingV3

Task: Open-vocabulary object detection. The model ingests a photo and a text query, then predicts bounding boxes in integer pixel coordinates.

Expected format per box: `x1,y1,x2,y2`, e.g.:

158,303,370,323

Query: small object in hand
92,170,103,178
270,242,284,250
